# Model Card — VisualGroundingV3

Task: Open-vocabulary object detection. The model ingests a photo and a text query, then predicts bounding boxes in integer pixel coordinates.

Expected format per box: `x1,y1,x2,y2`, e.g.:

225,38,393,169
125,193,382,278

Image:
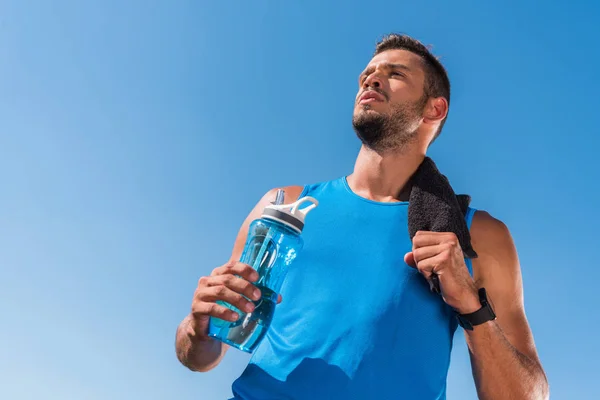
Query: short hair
374,33,451,139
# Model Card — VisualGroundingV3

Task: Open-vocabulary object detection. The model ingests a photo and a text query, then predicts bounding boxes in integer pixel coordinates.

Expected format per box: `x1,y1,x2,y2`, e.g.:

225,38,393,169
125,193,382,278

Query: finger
419,267,434,281
412,231,449,249
414,252,447,278
277,294,283,304
210,274,261,301
404,251,416,268
200,285,256,314
411,244,447,263
193,301,240,322
409,250,447,294
211,261,259,282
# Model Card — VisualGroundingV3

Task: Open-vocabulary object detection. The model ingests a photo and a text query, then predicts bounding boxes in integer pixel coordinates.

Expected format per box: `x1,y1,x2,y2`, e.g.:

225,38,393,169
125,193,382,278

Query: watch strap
456,288,496,330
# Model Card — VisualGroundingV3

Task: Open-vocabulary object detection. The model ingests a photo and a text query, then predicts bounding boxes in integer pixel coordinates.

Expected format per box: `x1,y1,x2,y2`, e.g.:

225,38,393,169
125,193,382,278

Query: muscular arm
467,211,549,399
175,185,305,372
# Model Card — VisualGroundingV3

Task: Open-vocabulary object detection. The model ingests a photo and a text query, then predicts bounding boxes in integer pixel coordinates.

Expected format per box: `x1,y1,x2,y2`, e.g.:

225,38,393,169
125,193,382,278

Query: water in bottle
208,191,318,353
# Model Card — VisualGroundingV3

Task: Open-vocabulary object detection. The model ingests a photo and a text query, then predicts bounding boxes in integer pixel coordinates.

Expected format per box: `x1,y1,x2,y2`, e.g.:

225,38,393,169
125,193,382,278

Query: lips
359,90,386,104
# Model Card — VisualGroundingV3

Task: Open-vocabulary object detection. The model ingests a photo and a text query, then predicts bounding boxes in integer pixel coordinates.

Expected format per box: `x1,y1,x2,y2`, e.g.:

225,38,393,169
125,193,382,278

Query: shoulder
470,210,512,247
256,176,345,210
248,186,306,217
469,210,520,289
261,177,342,205
261,185,306,205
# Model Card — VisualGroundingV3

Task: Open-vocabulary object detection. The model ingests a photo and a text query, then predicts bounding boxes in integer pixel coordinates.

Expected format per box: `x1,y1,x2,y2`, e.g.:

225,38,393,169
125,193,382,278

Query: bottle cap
262,196,318,233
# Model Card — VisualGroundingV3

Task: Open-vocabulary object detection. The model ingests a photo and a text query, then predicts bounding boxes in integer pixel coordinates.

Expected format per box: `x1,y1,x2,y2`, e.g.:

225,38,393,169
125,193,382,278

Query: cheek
388,82,419,102
387,89,404,103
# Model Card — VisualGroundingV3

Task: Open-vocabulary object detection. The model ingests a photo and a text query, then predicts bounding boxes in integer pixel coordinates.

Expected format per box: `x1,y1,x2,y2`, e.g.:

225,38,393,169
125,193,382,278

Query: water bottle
208,190,318,353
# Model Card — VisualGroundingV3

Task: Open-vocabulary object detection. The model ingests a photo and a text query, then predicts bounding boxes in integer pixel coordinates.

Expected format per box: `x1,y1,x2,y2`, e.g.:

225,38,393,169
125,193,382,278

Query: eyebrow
359,63,412,79
386,63,412,71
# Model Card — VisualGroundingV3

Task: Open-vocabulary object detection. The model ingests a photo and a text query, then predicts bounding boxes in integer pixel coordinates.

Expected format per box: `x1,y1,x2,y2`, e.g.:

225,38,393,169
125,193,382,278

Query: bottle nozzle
273,189,285,205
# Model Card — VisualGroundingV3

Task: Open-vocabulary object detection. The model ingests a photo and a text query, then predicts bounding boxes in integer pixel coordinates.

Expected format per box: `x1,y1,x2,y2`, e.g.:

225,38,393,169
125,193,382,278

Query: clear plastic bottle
208,192,318,353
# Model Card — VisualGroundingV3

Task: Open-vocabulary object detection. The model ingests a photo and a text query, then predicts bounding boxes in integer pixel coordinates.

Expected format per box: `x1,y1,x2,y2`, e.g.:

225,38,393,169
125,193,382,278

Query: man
175,34,549,399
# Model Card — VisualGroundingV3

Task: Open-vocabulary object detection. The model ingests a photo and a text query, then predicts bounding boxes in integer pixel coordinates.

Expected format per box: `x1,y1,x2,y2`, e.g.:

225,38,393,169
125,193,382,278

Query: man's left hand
404,231,481,314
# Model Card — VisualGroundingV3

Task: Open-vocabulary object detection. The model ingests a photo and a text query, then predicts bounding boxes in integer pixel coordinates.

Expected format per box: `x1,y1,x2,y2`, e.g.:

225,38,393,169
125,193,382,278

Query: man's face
352,49,429,152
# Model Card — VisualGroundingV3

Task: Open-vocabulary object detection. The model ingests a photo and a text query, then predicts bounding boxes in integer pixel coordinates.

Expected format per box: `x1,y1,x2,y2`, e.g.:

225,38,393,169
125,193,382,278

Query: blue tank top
231,177,476,400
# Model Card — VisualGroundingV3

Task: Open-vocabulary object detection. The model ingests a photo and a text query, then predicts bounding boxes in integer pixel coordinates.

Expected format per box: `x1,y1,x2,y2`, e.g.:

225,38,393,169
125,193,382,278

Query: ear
423,96,448,124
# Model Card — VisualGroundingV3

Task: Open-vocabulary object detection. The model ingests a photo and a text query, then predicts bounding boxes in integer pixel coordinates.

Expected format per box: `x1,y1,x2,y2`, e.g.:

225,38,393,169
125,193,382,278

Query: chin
353,106,373,117
357,103,387,114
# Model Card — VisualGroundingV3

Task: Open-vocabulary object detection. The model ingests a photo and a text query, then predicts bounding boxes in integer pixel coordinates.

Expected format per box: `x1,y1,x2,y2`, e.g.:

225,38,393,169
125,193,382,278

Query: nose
362,71,382,90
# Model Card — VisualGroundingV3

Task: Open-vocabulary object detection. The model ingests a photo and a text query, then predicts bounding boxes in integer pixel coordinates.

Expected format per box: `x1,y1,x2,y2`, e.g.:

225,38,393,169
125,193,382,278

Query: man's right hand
189,261,263,340
176,186,299,371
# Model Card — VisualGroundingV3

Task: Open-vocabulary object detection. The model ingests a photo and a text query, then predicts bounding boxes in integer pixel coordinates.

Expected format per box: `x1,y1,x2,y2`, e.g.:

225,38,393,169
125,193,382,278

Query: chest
278,207,452,328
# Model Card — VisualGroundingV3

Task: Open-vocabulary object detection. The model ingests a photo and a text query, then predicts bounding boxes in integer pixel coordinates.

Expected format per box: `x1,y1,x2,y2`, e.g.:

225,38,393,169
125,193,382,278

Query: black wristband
456,288,496,331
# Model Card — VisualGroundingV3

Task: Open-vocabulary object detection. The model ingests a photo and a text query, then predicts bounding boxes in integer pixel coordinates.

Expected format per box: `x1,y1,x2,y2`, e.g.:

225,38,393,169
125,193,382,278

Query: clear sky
1,1,598,399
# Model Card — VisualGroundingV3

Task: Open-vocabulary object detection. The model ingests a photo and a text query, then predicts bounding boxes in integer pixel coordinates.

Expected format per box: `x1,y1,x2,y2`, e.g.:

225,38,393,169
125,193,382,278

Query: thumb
404,251,417,268
277,294,283,304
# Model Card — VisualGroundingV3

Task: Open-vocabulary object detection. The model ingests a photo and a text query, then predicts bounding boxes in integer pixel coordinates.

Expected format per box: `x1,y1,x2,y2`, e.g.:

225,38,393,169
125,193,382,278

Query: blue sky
1,1,598,399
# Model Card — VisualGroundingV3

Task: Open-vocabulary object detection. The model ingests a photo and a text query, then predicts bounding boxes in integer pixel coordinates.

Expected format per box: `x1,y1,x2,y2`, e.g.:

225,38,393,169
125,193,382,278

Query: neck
346,144,426,203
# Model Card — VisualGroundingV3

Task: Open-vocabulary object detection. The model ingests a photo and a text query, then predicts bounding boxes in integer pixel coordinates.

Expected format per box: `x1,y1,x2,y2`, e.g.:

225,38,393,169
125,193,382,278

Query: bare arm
467,211,549,399
175,185,305,372
175,313,227,372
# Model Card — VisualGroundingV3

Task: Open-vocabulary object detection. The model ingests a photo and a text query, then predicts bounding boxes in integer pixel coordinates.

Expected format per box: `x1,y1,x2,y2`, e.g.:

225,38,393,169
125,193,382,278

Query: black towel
408,157,478,259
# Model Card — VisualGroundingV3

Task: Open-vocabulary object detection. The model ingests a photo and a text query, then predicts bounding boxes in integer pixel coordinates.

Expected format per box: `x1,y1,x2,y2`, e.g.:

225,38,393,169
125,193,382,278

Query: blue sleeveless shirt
231,177,476,400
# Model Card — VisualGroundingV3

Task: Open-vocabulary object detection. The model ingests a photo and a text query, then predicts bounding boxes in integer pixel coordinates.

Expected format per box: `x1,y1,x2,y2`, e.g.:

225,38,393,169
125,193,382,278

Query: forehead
366,49,425,74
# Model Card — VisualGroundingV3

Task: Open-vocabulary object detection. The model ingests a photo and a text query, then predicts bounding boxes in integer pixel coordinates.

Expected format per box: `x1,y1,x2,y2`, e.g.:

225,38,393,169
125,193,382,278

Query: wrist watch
456,288,496,331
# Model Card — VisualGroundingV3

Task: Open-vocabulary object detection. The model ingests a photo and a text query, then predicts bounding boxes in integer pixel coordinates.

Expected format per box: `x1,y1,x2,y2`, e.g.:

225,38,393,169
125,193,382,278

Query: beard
352,94,427,153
